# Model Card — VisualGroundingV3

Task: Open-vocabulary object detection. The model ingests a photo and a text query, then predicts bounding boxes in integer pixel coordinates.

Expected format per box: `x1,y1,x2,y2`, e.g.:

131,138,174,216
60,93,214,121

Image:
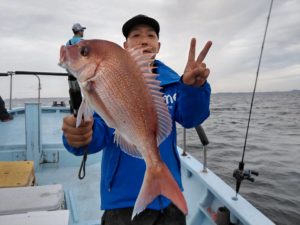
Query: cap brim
122,16,159,38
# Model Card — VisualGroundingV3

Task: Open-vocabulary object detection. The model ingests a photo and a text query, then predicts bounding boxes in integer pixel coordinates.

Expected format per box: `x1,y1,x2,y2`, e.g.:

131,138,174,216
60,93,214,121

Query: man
0,96,13,122
62,15,212,225
66,23,86,46
65,23,86,116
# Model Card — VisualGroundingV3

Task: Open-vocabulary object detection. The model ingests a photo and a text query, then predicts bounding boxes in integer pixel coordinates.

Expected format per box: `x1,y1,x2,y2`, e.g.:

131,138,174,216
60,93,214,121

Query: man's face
123,24,160,57
79,30,84,37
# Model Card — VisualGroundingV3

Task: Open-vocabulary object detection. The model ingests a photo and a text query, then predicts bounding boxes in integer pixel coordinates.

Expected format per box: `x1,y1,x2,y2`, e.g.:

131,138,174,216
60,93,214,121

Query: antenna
233,0,274,200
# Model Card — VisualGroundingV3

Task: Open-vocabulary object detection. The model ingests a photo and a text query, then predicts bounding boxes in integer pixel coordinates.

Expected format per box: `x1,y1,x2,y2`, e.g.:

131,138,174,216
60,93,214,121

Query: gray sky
0,0,299,99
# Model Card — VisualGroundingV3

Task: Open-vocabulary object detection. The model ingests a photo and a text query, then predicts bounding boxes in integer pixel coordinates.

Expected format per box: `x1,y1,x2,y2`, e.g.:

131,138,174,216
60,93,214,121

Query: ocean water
177,91,300,225
4,91,300,225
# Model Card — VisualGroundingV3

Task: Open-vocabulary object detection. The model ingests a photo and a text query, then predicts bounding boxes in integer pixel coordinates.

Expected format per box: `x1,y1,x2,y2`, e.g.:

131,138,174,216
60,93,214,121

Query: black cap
122,14,160,38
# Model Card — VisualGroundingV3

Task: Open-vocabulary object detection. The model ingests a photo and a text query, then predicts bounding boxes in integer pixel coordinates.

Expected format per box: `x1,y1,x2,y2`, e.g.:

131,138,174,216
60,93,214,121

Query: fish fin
132,162,188,220
76,98,93,127
114,130,143,159
128,47,172,146
76,101,84,128
82,78,117,128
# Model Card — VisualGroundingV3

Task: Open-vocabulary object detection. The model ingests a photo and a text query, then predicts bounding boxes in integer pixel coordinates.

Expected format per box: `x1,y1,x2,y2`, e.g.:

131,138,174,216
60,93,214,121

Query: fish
59,39,188,218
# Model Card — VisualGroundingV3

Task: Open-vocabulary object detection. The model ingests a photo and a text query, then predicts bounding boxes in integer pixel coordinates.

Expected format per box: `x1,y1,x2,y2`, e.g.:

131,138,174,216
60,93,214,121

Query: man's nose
140,37,149,46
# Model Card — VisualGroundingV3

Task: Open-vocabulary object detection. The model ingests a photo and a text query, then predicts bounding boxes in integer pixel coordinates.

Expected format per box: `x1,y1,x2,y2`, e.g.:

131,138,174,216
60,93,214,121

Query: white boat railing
0,71,68,110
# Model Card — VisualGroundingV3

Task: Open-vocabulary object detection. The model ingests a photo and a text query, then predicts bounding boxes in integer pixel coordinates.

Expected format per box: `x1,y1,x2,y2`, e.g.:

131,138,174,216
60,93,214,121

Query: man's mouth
143,49,152,54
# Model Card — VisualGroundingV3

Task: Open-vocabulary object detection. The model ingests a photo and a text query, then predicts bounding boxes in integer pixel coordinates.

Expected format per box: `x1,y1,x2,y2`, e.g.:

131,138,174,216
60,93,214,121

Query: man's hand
182,38,212,87
62,115,93,148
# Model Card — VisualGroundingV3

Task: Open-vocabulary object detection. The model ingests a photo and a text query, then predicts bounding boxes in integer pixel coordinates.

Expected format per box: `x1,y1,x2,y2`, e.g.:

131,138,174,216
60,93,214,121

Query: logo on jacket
163,93,177,105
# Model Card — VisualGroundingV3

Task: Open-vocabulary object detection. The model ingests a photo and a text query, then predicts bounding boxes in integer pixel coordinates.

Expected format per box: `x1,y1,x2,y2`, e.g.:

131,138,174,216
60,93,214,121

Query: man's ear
123,41,128,49
158,42,161,52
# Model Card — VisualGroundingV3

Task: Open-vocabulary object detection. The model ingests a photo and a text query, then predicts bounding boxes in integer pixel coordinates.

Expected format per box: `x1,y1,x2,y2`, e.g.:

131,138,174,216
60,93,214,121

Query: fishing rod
67,73,88,180
233,0,274,199
68,75,89,180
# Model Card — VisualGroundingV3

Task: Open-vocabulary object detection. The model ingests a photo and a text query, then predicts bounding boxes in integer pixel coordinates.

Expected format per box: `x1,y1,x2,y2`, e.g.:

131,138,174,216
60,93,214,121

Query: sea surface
4,91,300,225
176,91,300,225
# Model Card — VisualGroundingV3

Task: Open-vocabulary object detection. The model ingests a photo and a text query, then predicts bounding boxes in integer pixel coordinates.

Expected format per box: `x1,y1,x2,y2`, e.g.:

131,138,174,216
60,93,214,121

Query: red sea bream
59,39,188,218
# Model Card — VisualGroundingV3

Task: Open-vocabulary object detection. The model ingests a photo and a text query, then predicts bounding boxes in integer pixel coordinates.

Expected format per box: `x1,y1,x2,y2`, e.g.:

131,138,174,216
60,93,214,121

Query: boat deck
0,106,66,147
0,103,275,225
0,104,103,224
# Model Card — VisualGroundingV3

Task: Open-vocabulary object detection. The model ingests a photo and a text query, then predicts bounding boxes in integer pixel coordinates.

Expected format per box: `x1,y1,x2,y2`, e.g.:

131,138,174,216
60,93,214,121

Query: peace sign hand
182,38,212,87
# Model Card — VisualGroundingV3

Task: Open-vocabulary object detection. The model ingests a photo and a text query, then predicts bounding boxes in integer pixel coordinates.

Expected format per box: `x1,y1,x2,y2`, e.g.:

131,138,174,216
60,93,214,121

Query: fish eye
80,46,89,57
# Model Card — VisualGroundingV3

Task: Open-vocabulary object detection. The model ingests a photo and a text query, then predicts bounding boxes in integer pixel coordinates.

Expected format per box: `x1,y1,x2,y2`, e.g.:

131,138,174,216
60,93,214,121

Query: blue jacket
63,60,211,211
66,36,82,46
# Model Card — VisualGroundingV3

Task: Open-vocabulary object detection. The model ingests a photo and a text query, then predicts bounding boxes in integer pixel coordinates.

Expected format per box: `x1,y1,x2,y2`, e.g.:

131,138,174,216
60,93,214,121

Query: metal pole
34,74,41,103
1,70,68,109
182,128,187,156
9,72,13,110
195,125,209,172
203,146,207,173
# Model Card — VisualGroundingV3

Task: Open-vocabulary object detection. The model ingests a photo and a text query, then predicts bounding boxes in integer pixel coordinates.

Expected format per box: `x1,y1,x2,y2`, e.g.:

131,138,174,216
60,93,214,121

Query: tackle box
0,161,35,187
0,184,65,215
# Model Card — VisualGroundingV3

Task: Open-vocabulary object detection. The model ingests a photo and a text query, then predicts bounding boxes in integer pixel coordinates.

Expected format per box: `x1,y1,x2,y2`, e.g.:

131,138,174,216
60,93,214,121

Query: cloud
0,0,299,99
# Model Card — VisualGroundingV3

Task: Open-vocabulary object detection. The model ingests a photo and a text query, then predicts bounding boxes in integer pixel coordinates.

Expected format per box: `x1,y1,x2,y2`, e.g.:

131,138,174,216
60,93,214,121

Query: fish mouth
58,45,67,68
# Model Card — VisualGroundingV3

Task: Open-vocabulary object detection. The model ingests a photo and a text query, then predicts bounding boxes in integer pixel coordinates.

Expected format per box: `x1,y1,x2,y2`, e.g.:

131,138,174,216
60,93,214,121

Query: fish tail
132,162,188,220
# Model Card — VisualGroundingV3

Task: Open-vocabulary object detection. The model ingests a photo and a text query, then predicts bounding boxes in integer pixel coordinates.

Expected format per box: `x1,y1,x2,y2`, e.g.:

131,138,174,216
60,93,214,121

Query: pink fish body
59,39,188,218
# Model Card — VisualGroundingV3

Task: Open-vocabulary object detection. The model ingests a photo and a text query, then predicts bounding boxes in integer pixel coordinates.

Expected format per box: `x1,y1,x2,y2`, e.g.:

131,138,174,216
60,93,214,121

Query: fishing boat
0,1,277,223
0,71,275,225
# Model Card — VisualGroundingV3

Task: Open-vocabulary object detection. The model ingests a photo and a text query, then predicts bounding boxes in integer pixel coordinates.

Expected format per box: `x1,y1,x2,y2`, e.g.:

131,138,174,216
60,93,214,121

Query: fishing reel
68,74,82,116
233,162,259,200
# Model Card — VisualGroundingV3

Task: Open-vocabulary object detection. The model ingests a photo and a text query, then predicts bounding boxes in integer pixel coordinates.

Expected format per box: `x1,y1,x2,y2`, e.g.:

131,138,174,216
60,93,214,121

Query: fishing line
241,0,274,163
233,0,274,197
